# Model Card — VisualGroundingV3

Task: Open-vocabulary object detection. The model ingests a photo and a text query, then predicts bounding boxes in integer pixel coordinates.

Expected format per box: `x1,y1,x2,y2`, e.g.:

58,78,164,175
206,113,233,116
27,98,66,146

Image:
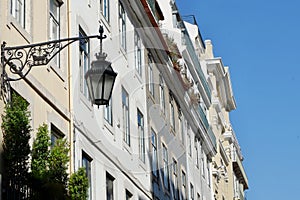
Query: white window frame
170,100,175,130
82,152,92,200
159,75,165,113
148,55,154,96
190,183,194,200
79,27,90,98
119,2,126,51
122,87,130,146
11,0,25,28
49,0,60,65
138,109,145,162
162,144,169,190
106,172,115,200
172,158,179,200
101,0,110,22
181,170,186,200
151,129,158,177
134,31,142,76
104,98,113,125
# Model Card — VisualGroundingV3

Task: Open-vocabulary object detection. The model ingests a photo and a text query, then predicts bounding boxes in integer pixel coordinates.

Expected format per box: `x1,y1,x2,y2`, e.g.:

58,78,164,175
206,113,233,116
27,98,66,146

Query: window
11,0,25,28
151,129,158,177
197,193,201,200
190,183,194,200
188,134,192,156
119,2,126,50
104,98,113,125
50,125,63,147
170,100,175,130
201,150,205,179
125,190,132,200
138,109,145,162
79,27,90,98
135,31,142,76
195,143,199,168
122,88,130,146
49,0,60,40
180,118,185,144
106,172,114,200
181,170,186,200
172,158,179,200
207,160,211,187
82,152,92,200
162,144,169,190
148,55,154,96
49,0,60,65
159,75,165,113
101,0,110,22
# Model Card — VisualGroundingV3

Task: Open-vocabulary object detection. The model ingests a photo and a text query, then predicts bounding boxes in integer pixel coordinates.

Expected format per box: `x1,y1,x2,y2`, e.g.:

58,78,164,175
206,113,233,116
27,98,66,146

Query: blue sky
176,0,300,199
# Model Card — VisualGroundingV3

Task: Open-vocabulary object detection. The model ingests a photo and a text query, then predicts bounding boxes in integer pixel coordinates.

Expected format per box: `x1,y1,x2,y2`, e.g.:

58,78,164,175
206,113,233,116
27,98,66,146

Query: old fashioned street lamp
85,26,117,106
0,25,117,106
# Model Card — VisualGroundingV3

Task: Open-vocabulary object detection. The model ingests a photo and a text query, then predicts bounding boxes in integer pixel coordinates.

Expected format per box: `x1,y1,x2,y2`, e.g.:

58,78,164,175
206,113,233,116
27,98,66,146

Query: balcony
197,105,217,150
232,150,249,190
183,31,211,99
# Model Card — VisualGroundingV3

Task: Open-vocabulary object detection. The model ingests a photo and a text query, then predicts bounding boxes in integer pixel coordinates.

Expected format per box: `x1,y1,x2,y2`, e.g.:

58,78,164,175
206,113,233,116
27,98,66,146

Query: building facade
0,0,248,200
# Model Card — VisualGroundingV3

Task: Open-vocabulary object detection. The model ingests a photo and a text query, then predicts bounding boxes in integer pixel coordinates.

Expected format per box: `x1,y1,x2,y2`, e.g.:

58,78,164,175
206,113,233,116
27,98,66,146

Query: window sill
122,140,132,154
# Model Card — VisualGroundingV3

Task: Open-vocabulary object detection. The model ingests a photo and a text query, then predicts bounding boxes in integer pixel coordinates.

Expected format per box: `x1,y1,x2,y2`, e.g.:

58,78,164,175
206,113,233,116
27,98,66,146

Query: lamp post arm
1,34,104,82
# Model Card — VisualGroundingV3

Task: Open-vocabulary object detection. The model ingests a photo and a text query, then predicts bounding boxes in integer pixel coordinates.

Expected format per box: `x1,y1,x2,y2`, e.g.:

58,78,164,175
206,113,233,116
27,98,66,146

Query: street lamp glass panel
85,58,117,106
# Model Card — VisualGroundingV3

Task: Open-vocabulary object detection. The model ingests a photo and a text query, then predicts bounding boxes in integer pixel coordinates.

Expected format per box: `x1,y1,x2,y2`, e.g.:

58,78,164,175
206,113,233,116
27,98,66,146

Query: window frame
106,172,115,200
172,158,179,200
148,55,154,96
101,0,110,22
151,129,158,178
104,98,113,125
82,151,92,200
119,2,126,51
162,144,169,190
79,27,90,99
134,31,142,76
159,75,165,113
10,0,26,28
122,87,130,146
137,109,145,162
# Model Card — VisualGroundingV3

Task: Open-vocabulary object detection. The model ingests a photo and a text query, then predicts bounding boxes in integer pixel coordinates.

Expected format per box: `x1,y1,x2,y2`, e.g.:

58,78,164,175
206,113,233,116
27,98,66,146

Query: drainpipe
67,0,75,174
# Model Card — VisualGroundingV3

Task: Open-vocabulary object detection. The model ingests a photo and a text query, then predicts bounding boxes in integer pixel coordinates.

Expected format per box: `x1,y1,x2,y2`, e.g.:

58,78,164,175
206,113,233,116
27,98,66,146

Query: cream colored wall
0,0,70,173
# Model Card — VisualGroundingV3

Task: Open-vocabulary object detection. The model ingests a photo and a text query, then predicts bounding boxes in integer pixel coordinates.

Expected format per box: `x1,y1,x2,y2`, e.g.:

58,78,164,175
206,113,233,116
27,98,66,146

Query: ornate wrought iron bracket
0,25,107,101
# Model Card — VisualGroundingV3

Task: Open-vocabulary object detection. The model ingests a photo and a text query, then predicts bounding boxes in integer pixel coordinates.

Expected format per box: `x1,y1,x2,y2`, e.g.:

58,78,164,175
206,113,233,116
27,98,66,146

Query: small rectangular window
122,87,130,146
159,75,165,113
82,152,92,200
125,189,132,200
162,144,169,190
101,0,110,22
119,2,126,50
138,109,145,162
79,27,90,98
181,170,186,200
50,124,64,147
104,98,113,125
106,172,115,200
135,31,142,76
148,55,154,96
11,0,25,28
190,183,194,200
151,129,158,177
172,158,179,199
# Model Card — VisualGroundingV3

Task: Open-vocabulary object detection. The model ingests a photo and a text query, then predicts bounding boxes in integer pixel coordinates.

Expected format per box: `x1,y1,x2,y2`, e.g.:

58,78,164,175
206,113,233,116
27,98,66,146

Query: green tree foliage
1,92,31,198
31,124,70,199
48,138,70,189
31,123,50,181
69,167,89,200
